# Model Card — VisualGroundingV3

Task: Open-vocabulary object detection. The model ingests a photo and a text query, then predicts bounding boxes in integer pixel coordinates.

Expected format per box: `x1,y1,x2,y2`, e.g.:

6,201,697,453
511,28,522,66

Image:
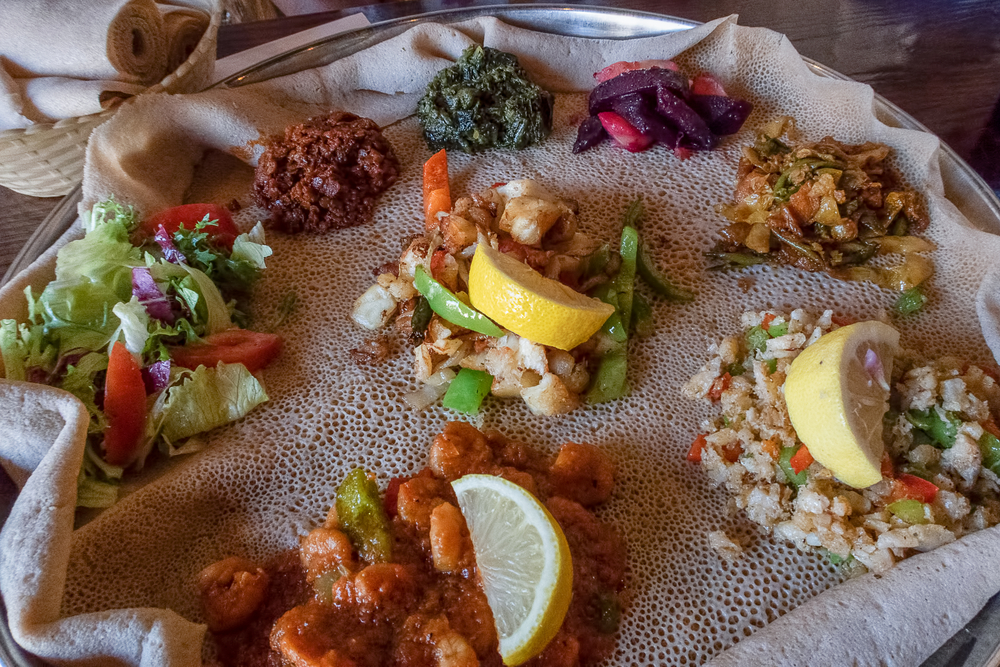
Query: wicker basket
0,0,221,197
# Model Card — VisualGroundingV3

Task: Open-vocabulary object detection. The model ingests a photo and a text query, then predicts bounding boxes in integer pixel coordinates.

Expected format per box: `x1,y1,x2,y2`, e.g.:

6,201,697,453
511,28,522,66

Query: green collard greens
417,45,553,153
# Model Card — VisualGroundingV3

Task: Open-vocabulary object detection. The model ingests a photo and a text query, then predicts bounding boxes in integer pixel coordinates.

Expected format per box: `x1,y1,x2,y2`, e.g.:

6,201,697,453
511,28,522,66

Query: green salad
0,199,281,507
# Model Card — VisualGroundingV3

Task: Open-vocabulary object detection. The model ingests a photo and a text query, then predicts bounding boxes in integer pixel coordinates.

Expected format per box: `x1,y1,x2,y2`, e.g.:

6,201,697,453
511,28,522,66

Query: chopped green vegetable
824,550,853,566
979,432,1000,476
76,467,121,509
413,265,504,337
779,446,808,487
894,286,927,315
887,499,929,524
906,409,960,449
417,45,553,153
746,326,769,354
442,368,493,414
766,321,788,337
410,296,433,336
765,358,778,375
336,468,393,563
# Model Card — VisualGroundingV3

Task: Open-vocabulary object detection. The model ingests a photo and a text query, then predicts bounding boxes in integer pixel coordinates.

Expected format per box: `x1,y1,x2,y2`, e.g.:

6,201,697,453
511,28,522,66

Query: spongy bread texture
3,16,1000,667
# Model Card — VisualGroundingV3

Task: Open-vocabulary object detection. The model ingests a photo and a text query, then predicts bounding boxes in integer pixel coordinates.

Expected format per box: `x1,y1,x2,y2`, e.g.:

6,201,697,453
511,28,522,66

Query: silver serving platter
3,4,1000,666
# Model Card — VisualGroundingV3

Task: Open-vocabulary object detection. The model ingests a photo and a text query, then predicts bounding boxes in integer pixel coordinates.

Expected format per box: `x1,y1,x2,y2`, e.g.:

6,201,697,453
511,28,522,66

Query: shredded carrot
789,445,814,474
761,437,780,460
761,313,776,332
423,149,450,230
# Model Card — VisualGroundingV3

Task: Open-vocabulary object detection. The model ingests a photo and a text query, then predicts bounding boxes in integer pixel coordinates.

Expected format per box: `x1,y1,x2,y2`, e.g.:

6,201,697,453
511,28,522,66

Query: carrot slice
423,149,450,230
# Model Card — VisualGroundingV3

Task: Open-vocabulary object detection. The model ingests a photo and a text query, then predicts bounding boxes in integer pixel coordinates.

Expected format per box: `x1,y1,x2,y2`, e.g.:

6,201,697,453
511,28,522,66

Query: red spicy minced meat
253,111,400,233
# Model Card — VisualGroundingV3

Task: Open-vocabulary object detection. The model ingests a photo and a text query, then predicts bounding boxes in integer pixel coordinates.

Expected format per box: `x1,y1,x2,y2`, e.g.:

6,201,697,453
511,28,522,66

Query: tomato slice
140,203,240,250
103,342,148,467
169,329,283,373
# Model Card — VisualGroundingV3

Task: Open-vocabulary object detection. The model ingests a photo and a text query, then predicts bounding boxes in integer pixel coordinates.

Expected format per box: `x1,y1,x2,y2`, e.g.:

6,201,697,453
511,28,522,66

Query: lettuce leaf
59,353,108,434
230,223,273,269
110,297,151,356
76,442,124,508
180,265,233,335
37,277,123,352
159,362,267,443
1,317,58,381
0,319,26,381
55,213,142,303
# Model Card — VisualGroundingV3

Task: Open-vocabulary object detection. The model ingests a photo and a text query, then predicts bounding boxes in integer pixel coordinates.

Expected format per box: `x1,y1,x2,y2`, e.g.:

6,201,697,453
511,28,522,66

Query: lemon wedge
784,321,900,488
468,243,615,350
451,474,573,666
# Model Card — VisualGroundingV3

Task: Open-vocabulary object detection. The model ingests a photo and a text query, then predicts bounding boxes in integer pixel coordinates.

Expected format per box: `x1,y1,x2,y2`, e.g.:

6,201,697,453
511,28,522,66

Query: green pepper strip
637,241,694,303
622,197,645,229
442,368,493,414
586,346,628,404
336,468,393,563
413,265,503,337
616,226,638,334
979,432,1000,475
905,409,959,449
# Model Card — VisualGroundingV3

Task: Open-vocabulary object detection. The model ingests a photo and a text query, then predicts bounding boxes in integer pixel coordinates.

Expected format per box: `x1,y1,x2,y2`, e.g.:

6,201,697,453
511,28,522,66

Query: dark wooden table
2,0,999,282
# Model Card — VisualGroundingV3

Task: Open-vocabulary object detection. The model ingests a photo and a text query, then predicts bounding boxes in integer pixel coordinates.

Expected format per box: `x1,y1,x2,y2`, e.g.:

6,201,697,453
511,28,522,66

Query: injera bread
0,0,168,84
3,15,1000,667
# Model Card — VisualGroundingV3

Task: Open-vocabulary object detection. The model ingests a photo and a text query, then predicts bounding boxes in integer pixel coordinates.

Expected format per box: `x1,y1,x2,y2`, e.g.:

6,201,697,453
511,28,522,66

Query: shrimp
429,422,495,478
271,605,360,667
197,556,270,632
430,502,472,573
300,527,356,583
549,442,615,506
401,615,480,667
434,629,479,667
397,475,451,533
333,563,416,623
